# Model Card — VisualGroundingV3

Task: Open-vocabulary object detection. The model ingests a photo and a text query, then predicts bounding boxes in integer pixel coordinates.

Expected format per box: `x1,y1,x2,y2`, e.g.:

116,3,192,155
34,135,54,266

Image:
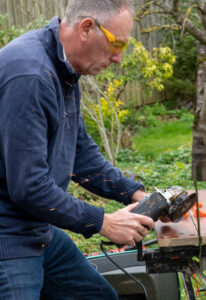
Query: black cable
143,238,157,246
100,241,148,300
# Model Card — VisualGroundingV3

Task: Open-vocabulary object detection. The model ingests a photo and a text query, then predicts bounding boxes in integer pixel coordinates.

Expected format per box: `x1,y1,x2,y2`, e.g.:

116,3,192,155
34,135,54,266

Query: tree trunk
192,44,206,181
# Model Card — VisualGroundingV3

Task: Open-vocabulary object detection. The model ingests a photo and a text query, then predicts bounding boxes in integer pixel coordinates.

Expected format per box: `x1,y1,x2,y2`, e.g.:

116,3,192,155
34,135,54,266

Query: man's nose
110,52,123,64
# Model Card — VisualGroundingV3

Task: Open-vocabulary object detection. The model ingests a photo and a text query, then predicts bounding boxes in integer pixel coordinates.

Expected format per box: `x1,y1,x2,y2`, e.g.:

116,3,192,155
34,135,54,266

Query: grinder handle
116,191,169,249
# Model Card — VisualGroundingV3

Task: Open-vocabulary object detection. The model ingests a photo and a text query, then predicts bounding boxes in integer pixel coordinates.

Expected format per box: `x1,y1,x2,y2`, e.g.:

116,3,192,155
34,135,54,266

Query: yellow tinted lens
99,24,128,53
110,41,128,53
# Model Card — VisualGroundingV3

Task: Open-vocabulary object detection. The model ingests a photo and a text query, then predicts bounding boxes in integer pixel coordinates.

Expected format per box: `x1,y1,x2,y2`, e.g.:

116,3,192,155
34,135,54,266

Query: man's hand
130,189,149,203
99,203,155,247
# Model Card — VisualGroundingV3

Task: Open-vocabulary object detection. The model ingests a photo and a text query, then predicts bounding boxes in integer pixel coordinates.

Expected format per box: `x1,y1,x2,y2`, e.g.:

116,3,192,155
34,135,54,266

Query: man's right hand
99,203,155,247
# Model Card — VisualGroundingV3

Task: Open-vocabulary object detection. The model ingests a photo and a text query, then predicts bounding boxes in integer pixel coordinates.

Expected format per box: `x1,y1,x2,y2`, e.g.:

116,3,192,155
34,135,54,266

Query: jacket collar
37,17,81,86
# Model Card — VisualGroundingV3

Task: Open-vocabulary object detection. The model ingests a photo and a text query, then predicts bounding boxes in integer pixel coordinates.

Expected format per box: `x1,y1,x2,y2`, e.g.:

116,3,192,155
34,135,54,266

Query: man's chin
77,66,107,76
88,67,107,76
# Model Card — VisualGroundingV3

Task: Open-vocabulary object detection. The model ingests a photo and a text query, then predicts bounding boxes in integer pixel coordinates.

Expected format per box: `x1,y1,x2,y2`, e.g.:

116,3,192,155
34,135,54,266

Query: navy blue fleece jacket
0,17,144,259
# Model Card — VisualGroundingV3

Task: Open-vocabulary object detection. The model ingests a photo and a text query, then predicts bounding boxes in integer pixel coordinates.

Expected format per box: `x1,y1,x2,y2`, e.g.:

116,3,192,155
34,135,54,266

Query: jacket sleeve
0,76,104,238
73,116,144,205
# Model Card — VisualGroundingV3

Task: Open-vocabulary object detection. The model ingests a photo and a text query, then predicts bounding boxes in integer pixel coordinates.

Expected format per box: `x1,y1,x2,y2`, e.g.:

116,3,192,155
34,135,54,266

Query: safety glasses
78,16,128,54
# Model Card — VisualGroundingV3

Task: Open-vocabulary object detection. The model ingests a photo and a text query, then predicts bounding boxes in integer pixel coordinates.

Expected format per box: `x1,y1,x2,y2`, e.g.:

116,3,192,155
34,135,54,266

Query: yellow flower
113,79,121,87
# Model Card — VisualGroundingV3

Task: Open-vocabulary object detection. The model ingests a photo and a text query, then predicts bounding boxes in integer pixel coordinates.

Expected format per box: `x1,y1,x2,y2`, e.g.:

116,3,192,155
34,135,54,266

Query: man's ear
79,18,96,41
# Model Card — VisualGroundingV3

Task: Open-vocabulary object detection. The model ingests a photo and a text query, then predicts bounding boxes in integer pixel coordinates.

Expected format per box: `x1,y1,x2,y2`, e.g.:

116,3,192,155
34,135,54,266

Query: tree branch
80,76,123,165
136,1,206,44
171,9,206,44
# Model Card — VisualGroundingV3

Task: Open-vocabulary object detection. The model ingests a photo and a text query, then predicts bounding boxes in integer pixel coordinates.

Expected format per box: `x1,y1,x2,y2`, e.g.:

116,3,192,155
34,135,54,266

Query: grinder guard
168,192,196,221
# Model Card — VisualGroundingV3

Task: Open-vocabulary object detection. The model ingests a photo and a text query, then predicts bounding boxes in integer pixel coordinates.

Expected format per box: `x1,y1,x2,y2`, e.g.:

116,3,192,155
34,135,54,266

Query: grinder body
131,192,169,221
131,187,196,222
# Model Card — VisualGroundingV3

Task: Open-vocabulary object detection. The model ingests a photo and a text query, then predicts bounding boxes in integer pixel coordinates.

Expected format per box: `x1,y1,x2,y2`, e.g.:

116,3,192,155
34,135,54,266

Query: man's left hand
130,190,149,204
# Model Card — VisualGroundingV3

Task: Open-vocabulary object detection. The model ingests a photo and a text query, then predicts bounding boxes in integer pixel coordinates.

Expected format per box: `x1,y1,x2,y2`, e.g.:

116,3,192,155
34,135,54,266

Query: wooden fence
0,0,165,106
0,0,68,26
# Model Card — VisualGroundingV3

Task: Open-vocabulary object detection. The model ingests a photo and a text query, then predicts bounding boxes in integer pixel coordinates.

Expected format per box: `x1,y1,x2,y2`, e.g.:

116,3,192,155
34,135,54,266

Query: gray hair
64,0,135,26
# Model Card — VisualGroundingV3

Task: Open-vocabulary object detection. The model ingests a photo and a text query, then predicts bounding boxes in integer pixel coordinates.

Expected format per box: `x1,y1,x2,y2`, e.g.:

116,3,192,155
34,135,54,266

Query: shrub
0,14,48,48
162,32,197,105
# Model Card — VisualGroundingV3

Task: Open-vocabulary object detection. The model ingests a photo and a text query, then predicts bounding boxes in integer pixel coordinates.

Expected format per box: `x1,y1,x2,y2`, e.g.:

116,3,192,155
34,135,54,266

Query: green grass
132,119,193,160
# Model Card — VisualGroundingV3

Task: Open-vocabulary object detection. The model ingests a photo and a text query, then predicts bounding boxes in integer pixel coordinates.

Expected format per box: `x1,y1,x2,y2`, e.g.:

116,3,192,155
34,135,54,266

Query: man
0,0,154,299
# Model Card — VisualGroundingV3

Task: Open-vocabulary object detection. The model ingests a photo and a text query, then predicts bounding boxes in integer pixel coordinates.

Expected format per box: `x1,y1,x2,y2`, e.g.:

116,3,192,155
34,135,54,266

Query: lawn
132,119,193,160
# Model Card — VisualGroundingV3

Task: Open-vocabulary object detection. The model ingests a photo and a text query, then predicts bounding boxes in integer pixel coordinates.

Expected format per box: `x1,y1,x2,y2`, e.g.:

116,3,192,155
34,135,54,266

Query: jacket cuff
74,204,104,239
112,177,145,205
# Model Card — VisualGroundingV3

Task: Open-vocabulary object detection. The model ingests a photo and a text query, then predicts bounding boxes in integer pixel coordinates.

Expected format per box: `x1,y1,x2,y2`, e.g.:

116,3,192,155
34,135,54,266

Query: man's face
71,9,133,75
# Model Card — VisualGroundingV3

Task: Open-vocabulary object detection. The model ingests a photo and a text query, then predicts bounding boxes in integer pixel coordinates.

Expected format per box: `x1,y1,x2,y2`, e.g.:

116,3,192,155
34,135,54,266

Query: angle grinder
131,186,197,222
